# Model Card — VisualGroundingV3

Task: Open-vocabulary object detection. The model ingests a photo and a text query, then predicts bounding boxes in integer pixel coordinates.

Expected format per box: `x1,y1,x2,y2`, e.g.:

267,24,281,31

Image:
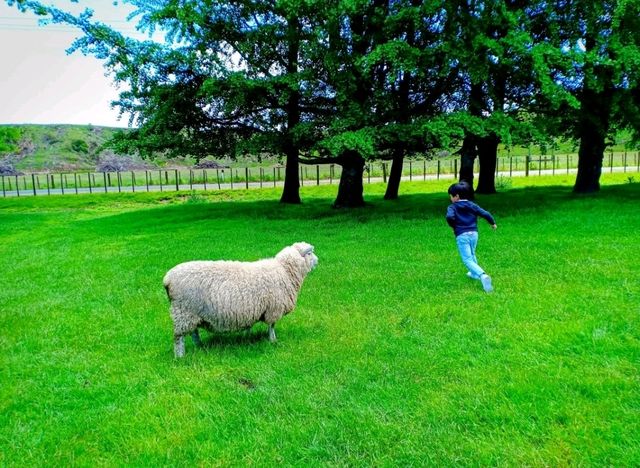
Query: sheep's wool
164,242,317,357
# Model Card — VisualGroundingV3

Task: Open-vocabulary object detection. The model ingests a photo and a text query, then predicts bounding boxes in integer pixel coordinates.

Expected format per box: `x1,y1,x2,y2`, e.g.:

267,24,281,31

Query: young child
445,182,497,292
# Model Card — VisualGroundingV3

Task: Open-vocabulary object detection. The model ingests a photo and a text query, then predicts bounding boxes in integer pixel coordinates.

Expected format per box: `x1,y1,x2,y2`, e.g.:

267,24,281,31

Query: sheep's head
277,242,318,275
292,242,318,272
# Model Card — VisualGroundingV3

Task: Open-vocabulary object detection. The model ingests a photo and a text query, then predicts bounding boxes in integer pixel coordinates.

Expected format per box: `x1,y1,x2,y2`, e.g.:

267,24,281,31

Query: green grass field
1,173,639,466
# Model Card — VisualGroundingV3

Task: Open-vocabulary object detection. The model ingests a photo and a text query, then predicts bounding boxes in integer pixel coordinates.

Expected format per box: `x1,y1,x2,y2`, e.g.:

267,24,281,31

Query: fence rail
2,152,639,198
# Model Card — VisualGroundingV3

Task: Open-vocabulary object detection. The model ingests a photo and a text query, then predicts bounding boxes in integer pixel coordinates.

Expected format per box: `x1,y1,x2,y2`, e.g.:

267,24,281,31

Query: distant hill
0,124,155,173
0,123,635,175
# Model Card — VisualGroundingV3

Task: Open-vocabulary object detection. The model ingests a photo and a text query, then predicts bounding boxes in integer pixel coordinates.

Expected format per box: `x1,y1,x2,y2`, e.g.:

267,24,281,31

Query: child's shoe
481,274,493,293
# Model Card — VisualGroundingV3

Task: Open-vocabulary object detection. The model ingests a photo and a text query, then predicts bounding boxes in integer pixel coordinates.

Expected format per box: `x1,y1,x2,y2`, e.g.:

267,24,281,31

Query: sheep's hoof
268,325,277,343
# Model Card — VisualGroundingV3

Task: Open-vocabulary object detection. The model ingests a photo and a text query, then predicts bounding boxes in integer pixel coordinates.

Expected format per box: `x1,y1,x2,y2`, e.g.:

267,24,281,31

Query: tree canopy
8,0,640,203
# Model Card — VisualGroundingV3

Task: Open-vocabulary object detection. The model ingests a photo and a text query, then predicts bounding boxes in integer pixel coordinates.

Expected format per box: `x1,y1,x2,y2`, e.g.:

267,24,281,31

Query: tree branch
299,155,340,165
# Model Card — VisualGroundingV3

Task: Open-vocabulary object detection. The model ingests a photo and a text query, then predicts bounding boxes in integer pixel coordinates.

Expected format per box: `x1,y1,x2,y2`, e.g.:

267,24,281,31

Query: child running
445,182,497,292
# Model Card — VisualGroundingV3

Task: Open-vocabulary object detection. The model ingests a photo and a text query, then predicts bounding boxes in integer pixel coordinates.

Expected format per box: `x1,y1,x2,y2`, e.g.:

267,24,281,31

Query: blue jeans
455,231,485,279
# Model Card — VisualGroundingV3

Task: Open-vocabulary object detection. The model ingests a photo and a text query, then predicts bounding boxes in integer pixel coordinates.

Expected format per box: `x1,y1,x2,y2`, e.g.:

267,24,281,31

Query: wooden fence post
610,151,614,172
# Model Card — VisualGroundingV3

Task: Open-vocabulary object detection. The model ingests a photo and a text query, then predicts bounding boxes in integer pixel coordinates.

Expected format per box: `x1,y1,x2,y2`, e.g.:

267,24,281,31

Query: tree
535,0,640,193
9,0,330,203
302,0,463,205
448,0,548,195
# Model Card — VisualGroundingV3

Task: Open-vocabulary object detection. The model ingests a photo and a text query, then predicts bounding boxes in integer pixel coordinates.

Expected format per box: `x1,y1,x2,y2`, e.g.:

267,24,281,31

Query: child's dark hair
448,181,471,197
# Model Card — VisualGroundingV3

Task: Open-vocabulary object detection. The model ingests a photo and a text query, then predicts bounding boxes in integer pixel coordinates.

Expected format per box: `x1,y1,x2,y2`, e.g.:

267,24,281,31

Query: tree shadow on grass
74,182,640,237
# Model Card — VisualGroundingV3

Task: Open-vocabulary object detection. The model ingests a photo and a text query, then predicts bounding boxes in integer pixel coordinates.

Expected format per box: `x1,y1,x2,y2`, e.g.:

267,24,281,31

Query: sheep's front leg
268,324,277,342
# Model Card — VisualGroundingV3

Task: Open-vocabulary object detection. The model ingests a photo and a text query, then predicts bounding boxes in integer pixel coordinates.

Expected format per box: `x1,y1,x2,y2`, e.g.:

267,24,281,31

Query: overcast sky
0,1,146,128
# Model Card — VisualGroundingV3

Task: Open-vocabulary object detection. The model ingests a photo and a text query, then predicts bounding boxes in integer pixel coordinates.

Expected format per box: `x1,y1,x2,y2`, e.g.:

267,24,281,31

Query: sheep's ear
300,245,314,256
292,242,313,256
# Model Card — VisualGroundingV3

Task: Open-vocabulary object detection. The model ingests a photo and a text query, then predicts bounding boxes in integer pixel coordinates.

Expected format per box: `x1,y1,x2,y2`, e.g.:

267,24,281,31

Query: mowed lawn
0,173,638,466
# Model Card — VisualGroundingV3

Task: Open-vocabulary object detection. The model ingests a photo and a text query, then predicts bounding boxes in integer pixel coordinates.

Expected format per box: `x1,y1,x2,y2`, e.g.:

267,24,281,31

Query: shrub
71,139,89,154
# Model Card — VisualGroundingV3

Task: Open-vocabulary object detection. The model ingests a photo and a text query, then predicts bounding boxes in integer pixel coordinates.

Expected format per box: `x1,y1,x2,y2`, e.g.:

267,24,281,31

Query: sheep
163,242,318,357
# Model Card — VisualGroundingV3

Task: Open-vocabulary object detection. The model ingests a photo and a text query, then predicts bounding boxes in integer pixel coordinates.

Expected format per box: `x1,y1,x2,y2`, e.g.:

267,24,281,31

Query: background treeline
8,0,640,206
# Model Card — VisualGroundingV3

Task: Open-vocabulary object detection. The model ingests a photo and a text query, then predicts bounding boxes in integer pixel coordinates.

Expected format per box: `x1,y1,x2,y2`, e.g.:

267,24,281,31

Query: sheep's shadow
196,326,275,349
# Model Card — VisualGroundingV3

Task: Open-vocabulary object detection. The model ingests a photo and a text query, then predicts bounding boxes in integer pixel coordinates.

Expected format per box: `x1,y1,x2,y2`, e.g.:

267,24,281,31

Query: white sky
0,1,147,128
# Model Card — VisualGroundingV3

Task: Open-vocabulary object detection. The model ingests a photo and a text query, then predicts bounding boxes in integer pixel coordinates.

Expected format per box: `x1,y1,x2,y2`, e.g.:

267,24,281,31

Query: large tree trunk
384,147,403,200
574,131,605,193
280,140,301,204
384,4,412,202
458,134,477,187
458,83,484,197
574,75,613,193
333,150,365,208
476,133,499,194
280,16,302,204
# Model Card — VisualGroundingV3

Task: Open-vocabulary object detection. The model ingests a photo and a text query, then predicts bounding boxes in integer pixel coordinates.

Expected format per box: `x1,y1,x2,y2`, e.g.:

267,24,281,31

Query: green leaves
0,127,22,155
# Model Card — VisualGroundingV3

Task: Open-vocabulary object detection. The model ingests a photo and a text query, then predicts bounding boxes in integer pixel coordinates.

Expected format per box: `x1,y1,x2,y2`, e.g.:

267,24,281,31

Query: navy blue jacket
446,200,496,237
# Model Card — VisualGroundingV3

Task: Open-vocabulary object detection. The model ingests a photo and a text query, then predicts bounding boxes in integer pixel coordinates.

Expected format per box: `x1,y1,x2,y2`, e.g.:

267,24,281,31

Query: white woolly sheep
163,242,318,357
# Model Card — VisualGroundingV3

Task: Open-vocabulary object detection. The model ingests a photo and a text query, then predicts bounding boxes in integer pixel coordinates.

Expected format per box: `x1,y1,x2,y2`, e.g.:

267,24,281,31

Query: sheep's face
291,242,318,273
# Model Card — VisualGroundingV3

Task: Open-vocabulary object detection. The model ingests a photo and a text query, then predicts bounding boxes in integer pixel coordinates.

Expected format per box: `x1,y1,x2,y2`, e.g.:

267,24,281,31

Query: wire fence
2,152,639,198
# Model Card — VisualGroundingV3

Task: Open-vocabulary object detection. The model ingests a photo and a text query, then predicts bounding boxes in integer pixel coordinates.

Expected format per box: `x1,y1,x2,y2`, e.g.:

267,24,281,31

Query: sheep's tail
163,275,173,302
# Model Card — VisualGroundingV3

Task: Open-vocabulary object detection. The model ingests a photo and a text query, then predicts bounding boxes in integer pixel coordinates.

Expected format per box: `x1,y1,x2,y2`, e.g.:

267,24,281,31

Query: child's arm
445,205,457,228
475,205,497,228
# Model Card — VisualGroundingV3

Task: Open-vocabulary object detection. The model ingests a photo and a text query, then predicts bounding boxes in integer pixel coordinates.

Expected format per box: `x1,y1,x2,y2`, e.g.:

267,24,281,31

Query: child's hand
491,224,497,230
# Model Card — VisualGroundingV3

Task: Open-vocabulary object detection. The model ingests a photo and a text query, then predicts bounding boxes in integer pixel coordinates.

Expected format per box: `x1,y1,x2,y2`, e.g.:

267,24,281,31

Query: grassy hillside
0,173,638,466
0,124,128,171
1,124,637,173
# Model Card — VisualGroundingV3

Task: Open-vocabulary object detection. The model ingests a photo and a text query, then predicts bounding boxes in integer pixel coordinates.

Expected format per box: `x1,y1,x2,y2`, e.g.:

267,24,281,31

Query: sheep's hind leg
268,324,277,342
170,306,201,358
192,329,203,347
174,335,186,358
